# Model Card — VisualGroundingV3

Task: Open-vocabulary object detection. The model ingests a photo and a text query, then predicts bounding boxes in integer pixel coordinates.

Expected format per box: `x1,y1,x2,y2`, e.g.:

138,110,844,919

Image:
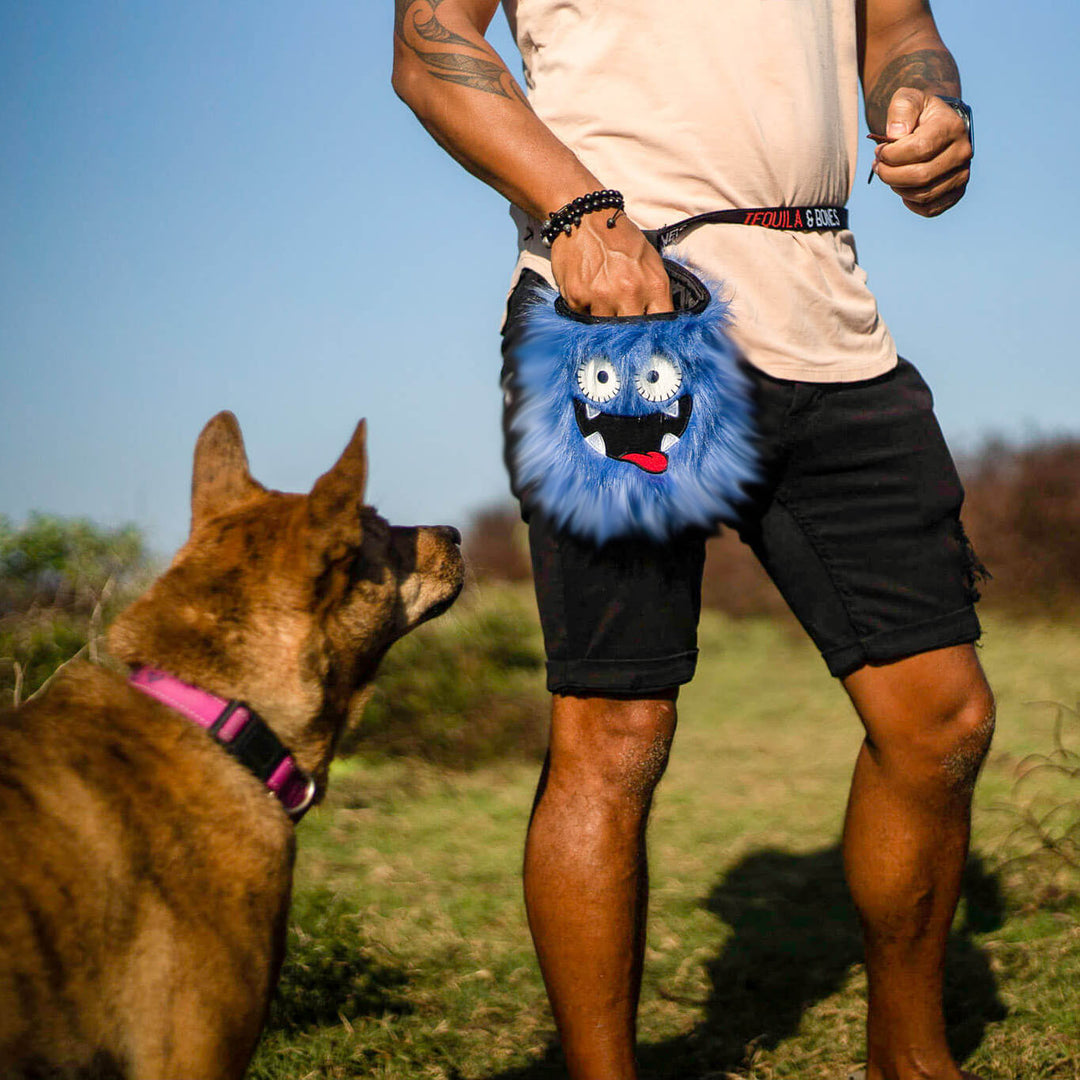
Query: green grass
251,594,1080,1079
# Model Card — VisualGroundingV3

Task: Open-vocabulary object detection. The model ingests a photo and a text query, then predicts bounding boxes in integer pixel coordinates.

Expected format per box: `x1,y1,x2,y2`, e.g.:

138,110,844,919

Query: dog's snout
443,526,462,546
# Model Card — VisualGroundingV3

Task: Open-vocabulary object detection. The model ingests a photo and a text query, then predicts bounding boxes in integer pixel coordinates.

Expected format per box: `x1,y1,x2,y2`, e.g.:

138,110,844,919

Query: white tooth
585,431,607,456
585,403,600,420
660,433,679,453
662,400,681,418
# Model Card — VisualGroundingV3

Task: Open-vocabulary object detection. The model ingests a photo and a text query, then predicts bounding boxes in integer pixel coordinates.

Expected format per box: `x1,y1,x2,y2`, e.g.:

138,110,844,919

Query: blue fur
510,267,759,545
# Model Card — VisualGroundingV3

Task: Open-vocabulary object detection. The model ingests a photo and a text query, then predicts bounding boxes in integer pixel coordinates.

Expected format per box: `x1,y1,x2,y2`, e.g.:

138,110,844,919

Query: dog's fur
0,412,463,1079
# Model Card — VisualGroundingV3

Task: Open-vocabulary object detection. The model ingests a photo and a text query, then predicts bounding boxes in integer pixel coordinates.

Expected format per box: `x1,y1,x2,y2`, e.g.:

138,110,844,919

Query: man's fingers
874,145,970,192
640,270,675,316
885,87,927,140
876,120,953,168
872,92,972,215
873,100,972,191
886,160,969,200
572,267,662,316
561,271,669,317
874,133,972,192
887,161,969,217
605,273,674,317
876,102,968,169
903,186,965,218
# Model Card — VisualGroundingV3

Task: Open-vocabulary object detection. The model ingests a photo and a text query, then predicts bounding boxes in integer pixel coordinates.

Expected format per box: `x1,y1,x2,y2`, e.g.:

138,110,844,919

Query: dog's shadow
485,846,1006,1079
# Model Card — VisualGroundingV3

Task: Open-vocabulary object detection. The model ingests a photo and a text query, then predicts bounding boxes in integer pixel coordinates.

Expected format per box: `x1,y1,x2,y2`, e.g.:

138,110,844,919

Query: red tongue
620,451,668,474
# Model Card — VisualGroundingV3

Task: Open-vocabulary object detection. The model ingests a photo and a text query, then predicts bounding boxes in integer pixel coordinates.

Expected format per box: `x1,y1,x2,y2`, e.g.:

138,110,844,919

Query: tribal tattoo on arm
866,47,960,132
394,0,529,104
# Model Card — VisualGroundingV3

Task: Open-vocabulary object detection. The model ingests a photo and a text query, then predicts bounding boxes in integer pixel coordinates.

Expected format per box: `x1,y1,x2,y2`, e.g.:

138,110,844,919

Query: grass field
250,590,1080,1079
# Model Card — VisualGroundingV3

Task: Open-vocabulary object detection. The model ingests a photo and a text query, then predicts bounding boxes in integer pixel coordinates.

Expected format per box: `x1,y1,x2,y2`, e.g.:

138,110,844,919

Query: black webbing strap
222,713,291,783
207,698,290,783
645,205,849,249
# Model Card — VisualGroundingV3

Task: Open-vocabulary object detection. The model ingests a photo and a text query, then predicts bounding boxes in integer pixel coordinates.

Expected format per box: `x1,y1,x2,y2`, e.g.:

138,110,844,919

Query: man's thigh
740,359,984,679
525,509,707,695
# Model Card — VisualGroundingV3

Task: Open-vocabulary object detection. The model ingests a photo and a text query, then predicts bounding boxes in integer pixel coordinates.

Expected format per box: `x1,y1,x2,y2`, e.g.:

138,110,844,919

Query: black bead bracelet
540,189,625,247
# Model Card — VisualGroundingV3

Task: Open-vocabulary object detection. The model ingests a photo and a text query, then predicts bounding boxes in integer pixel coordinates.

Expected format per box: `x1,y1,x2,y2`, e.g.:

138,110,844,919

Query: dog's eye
635,355,682,402
576,357,621,403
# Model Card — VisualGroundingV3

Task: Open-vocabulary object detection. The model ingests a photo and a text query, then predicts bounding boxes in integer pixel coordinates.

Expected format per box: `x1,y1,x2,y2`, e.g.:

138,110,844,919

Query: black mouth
573,395,692,473
422,583,462,623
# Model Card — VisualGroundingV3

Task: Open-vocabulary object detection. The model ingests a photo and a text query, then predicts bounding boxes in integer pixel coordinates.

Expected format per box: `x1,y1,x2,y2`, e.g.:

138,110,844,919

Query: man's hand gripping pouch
507,261,759,545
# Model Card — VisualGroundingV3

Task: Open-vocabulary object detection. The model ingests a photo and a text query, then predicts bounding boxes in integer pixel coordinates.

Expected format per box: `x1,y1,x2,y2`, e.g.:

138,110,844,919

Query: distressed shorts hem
545,650,699,696
822,608,982,679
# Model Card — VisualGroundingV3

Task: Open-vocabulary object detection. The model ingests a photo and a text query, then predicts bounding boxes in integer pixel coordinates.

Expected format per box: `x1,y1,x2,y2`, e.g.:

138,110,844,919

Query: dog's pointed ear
190,412,262,530
308,420,368,534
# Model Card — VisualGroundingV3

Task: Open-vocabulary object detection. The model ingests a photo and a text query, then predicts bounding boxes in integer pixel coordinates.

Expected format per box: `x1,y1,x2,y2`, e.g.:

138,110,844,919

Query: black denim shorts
501,270,983,693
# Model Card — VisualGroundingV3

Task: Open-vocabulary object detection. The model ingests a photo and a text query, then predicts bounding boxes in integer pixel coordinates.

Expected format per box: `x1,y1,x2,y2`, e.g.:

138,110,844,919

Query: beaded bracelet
540,189,625,247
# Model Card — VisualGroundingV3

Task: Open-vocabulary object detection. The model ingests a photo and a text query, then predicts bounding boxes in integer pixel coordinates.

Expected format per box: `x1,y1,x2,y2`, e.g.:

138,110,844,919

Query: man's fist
871,88,972,217
550,211,673,317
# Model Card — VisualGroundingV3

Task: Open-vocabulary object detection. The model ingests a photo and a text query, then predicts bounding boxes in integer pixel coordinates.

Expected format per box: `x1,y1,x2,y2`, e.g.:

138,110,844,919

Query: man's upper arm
394,0,502,45
393,0,526,109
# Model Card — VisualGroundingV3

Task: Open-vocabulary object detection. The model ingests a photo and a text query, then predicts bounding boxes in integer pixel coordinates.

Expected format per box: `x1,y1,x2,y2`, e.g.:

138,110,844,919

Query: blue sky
2,1,1078,555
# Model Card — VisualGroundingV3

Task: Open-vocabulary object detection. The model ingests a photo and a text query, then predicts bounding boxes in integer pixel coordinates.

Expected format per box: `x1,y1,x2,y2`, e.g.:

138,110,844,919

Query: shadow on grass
485,846,1006,1079
264,888,412,1035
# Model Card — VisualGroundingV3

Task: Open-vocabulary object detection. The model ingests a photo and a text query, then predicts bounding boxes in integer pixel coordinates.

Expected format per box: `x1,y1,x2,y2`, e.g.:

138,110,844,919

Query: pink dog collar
129,667,317,822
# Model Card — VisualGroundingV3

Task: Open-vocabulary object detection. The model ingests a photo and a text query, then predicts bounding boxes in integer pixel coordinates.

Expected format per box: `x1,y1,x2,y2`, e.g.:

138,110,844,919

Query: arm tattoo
418,49,515,97
412,10,475,48
866,48,960,132
394,0,444,42
395,0,528,102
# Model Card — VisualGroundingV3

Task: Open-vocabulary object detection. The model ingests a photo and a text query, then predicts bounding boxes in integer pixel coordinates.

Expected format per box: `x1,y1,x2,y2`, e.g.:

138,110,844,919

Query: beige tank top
503,0,897,381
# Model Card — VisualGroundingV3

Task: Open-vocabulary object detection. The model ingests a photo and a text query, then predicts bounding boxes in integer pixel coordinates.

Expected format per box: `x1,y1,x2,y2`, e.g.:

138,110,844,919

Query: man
392,3,992,1079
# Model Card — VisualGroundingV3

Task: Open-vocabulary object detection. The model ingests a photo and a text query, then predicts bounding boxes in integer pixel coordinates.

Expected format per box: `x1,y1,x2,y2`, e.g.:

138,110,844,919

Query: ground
250,599,1080,1080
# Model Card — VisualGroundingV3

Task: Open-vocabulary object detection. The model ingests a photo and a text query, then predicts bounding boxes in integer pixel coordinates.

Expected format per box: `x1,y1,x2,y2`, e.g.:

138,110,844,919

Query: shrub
961,438,1080,613
462,503,532,583
0,514,151,703
342,585,549,770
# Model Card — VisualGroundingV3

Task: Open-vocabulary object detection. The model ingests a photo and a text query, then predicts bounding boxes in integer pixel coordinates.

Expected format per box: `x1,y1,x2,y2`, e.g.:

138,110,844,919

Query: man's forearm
865,47,960,133
859,2,961,132
391,0,600,223
392,0,672,315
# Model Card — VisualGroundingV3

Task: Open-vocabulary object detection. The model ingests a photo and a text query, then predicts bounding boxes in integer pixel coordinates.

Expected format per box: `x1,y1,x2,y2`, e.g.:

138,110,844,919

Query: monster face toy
507,261,759,545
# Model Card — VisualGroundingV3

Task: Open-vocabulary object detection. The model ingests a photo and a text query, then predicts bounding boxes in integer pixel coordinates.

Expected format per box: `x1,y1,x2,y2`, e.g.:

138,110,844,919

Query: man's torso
503,0,898,380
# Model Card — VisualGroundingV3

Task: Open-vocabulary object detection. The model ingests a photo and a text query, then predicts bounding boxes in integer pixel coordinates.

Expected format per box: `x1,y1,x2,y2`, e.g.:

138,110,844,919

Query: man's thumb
886,87,925,138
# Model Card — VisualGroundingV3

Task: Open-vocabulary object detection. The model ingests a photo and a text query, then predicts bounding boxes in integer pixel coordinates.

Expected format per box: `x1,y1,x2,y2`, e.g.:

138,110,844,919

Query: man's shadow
485,846,1006,1079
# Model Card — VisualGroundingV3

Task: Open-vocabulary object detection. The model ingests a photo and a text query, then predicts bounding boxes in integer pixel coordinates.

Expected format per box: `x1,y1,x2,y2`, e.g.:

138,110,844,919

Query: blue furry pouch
506,260,759,545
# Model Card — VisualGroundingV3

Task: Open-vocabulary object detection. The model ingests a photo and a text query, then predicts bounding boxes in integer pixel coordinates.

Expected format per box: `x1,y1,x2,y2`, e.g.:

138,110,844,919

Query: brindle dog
0,412,464,1079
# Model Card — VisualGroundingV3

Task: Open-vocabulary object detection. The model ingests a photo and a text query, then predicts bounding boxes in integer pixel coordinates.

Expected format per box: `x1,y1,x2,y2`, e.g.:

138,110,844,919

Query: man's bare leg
842,645,994,1080
524,692,677,1080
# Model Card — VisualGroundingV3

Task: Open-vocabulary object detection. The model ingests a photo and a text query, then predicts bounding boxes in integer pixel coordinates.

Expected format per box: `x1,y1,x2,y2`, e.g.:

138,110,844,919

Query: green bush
343,585,549,770
0,513,151,703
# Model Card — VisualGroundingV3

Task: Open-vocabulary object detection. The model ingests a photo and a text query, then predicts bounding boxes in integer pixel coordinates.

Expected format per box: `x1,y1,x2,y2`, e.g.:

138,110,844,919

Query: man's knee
896,686,995,791
847,646,996,790
548,691,678,805
939,687,996,790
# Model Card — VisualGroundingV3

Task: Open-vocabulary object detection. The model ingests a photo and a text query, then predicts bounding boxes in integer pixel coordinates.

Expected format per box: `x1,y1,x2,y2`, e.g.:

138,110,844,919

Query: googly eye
576,357,621,403
635,355,682,402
